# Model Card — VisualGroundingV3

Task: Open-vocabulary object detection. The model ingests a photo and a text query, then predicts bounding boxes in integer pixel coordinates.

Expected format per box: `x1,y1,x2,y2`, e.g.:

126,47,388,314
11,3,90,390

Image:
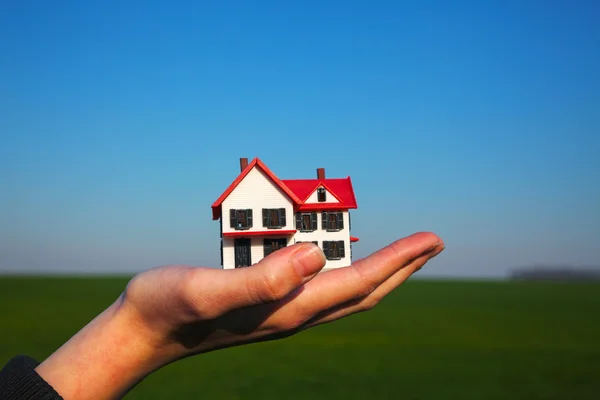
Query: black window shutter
322,212,328,230
311,212,318,230
337,212,344,229
295,212,302,230
247,209,253,227
230,209,236,228
279,208,286,226
323,241,330,258
338,241,345,258
263,239,272,257
220,239,223,266
262,209,268,227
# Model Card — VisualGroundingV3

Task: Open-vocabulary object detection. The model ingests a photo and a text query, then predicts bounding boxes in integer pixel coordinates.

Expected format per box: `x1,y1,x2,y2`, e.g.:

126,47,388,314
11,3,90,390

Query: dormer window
317,187,326,202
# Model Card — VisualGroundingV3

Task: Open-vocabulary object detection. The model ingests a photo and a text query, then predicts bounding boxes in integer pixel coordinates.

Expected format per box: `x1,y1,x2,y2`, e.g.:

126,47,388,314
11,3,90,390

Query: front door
234,238,252,268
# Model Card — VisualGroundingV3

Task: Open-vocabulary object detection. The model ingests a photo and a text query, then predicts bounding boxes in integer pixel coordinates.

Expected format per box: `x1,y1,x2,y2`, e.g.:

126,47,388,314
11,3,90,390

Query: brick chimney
240,158,248,172
317,168,325,180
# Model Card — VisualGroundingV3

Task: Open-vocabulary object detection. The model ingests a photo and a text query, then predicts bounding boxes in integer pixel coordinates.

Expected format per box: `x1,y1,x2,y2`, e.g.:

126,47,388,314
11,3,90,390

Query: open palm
34,232,444,400
125,232,444,361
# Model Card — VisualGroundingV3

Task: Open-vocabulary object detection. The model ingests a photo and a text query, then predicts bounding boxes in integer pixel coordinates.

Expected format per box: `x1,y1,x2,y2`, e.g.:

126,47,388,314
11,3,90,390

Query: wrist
35,294,170,400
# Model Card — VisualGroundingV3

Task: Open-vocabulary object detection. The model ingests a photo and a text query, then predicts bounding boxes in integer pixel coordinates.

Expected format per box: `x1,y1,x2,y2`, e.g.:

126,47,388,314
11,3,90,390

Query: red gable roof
281,177,358,211
211,158,357,220
211,158,302,220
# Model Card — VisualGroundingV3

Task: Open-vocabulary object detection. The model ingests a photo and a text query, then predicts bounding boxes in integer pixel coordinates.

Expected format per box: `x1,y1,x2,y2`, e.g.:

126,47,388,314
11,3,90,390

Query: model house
211,157,359,269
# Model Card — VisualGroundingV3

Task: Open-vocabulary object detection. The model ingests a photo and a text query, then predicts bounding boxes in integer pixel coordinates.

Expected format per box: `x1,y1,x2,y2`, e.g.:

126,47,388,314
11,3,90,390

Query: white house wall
292,210,351,269
305,186,339,204
221,166,294,234
222,237,235,270
219,167,353,269
222,211,353,269
222,236,291,270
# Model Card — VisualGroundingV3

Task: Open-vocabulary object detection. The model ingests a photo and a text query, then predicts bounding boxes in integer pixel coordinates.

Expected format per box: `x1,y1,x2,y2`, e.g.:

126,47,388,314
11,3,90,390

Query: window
230,209,253,230
264,238,287,257
297,240,318,246
263,208,286,229
321,211,344,231
323,241,345,260
295,212,317,231
317,187,326,202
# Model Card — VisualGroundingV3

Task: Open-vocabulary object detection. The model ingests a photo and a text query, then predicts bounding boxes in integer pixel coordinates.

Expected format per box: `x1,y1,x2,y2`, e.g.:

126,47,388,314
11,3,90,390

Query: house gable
211,158,301,220
221,166,295,234
304,184,342,204
283,177,358,211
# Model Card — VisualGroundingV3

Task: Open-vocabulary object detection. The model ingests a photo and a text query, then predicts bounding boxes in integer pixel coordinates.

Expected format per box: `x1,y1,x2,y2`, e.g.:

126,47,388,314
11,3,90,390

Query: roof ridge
210,157,302,220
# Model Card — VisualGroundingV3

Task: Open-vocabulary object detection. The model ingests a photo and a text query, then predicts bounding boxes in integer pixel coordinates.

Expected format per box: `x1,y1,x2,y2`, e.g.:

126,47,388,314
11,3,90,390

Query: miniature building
211,157,359,269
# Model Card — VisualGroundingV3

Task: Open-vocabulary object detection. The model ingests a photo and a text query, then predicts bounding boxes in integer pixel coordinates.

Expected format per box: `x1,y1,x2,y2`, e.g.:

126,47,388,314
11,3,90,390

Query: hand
35,232,444,400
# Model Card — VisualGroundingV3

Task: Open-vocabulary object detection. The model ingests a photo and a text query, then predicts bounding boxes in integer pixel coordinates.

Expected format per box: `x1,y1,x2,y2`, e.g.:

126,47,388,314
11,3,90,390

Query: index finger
294,232,443,313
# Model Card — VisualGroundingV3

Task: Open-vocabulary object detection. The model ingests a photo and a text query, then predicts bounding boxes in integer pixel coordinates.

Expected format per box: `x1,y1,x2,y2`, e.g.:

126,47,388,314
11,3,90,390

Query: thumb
241,242,326,303
189,242,326,318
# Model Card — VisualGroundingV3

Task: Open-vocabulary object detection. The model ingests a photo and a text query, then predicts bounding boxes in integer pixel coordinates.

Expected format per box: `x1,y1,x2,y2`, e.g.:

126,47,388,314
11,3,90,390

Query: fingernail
429,245,445,259
427,242,442,253
293,244,326,277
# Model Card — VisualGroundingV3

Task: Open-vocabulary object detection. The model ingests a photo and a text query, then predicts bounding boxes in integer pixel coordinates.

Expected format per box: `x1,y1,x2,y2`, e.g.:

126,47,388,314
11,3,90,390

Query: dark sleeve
0,355,63,399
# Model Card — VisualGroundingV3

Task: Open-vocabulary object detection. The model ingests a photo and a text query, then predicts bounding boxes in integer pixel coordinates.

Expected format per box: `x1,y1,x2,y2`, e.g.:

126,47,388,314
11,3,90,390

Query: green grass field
1,276,599,399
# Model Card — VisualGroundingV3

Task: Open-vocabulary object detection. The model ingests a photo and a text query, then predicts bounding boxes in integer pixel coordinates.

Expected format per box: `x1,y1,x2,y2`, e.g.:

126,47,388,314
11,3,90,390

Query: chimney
240,158,248,172
317,168,325,180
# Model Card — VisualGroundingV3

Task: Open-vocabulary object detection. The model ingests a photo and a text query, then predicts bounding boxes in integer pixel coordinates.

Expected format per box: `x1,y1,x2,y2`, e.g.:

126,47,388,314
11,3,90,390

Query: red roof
211,158,302,220
282,177,358,211
211,158,357,220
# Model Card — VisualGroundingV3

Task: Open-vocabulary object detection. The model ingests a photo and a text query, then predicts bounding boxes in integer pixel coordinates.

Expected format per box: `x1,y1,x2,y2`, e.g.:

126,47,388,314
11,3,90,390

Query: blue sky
1,1,599,277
